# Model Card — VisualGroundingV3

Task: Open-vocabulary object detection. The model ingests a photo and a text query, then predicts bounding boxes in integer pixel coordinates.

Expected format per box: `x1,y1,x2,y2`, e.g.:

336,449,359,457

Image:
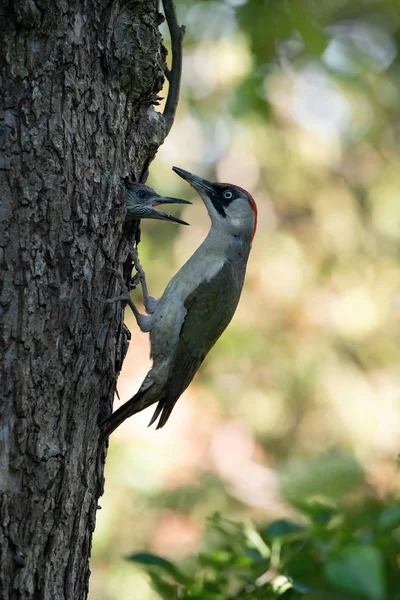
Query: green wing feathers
151,261,242,428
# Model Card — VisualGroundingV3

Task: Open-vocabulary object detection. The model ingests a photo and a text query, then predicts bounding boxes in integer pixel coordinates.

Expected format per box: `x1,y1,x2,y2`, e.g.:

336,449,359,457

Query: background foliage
90,0,400,597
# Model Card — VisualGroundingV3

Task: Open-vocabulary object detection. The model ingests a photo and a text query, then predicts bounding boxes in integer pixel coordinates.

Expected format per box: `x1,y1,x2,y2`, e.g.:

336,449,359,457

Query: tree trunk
0,1,167,598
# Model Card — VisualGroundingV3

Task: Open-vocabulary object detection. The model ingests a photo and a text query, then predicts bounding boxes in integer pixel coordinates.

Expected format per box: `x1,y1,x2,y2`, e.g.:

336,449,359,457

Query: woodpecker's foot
144,295,158,315
129,271,141,291
103,291,137,315
107,268,132,301
128,244,159,315
129,243,144,277
105,292,153,333
104,292,131,304
127,243,143,287
107,268,153,332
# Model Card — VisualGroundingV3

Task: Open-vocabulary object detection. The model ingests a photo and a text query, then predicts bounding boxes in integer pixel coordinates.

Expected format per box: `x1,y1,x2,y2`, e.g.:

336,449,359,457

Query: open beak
152,196,192,225
151,194,191,225
151,209,190,225
172,167,214,194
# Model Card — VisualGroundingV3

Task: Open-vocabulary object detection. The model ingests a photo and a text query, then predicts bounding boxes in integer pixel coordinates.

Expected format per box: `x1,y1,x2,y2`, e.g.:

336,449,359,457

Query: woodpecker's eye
223,190,233,200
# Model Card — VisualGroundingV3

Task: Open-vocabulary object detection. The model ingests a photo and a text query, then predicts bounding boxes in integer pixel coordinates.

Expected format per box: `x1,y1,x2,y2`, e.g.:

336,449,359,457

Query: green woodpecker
101,167,257,437
125,182,191,225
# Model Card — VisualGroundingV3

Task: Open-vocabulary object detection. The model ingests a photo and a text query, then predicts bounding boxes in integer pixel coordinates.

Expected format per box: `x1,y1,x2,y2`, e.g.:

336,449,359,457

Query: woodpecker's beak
152,196,191,206
173,166,225,220
150,195,191,225
172,167,214,195
151,210,190,225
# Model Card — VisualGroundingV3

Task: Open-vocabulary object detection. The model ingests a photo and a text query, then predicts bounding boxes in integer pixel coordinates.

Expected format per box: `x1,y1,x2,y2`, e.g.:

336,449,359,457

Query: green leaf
183,595,225,600
126,552,189,584
324,545,386,600
295,16,328,55
266,519,304,540
199,550,234,566
241,547,265,565
149,572,179,600
378,505,400,531
294,500,337,526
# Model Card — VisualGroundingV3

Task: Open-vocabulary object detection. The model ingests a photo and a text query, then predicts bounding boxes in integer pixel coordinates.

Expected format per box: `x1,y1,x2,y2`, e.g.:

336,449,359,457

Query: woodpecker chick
101,167,257,439
126,182,191,225
107,184,190,319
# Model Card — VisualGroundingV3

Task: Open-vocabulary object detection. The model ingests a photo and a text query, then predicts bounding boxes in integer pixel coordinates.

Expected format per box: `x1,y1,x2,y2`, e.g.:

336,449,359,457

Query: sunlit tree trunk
0,1,166,597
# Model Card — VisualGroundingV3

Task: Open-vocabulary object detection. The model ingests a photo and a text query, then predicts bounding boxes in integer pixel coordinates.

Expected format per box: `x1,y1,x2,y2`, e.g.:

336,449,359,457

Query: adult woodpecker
126,182,191,225
101,167,257,439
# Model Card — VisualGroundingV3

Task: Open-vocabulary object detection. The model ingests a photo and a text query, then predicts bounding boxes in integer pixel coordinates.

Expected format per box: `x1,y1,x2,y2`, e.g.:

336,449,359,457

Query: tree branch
162,0,185,135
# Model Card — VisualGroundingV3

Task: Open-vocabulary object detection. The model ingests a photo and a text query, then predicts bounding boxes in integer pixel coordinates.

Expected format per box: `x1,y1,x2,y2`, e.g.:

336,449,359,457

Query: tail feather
148,398,177,429
99,384,158,442
100,385,181,443
148,401,164,427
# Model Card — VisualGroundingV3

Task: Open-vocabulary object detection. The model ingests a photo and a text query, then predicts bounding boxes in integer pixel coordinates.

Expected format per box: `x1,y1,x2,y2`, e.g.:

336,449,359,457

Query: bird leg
105,268,153,333
128,243,158,315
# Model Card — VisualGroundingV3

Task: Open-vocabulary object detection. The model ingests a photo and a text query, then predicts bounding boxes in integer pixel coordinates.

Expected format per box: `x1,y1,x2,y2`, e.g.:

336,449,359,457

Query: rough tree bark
0,1,171,598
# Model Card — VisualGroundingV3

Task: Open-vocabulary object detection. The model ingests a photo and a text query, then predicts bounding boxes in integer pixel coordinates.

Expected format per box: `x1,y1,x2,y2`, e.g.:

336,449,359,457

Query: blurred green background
90,1,400,597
